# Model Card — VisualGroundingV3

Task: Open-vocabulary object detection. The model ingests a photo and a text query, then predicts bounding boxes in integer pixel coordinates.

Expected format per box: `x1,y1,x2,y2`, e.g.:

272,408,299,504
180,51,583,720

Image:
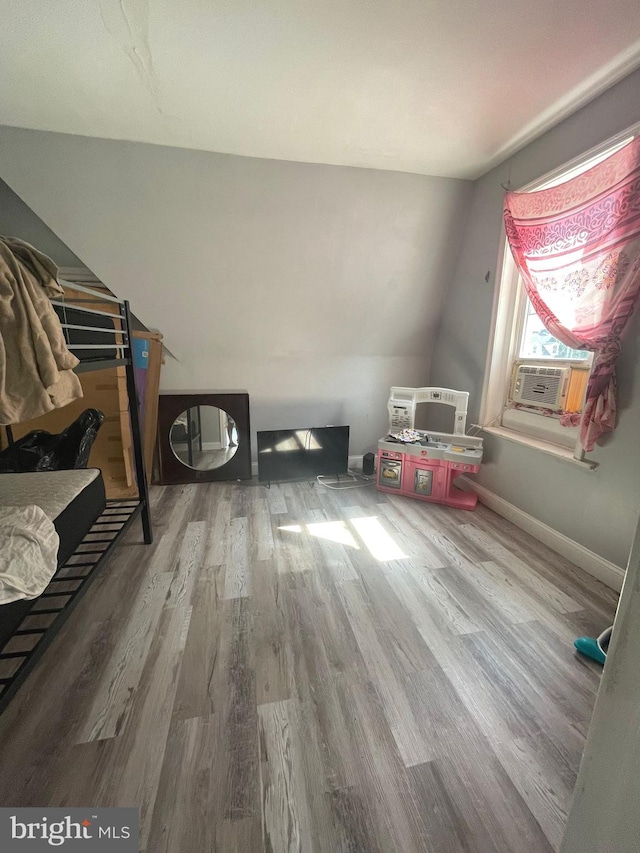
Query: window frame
480,122,640,461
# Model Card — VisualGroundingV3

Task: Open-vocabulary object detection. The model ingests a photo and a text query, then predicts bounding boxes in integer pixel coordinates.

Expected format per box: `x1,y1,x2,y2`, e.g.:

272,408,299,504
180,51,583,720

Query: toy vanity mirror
157,392,251,484
170,405,238,471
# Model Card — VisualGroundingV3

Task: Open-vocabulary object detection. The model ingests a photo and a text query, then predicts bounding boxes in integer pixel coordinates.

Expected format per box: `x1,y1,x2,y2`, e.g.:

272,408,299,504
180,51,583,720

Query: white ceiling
2,0,640,179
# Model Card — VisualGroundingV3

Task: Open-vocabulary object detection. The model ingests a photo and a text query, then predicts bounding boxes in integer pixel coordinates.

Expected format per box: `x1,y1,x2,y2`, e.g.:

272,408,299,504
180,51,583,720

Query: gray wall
430,67,640,569
0,127,472,458
0,178,83,267
561,513,640,853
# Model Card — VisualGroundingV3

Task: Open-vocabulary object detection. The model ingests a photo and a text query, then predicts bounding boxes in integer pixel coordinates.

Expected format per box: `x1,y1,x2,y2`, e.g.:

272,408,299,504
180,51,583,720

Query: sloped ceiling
1,0,640,178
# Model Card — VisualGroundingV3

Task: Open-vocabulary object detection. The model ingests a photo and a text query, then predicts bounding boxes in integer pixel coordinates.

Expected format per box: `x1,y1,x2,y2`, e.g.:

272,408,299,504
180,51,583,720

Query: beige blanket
0,236,83,424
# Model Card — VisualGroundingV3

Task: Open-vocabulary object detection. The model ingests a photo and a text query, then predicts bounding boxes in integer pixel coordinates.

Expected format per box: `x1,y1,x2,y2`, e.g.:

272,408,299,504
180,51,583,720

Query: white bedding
0,505,60,604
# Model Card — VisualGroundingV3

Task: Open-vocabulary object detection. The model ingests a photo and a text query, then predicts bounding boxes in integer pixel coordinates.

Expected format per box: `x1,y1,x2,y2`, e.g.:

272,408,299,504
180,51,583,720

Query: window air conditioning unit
510,362,571,411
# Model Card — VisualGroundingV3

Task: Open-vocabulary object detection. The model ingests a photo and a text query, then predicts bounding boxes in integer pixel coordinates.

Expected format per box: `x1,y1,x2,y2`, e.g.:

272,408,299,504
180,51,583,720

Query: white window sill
502,407,577,448
483,425,598,470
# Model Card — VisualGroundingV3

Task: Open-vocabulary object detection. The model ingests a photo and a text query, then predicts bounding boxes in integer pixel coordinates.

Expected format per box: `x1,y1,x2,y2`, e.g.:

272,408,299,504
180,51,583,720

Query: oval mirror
169,405,238,470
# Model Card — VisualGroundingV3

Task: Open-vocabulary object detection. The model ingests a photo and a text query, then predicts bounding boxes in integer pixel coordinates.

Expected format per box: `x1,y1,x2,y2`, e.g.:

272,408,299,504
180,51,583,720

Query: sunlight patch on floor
307,521,359,549
279,516,407,562
350,516,408,562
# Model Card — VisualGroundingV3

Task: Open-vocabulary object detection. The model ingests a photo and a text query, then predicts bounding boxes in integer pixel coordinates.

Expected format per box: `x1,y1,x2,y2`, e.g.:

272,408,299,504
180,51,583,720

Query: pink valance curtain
504,135,640,451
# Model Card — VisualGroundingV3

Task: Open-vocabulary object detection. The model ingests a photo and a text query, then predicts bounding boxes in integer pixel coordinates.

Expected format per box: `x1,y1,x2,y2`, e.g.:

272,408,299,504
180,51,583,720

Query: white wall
430,67,640,570
0,127,472,458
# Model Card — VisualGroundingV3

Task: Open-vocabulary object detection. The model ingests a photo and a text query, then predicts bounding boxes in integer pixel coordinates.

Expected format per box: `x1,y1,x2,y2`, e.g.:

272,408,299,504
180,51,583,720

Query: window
481,126,638,460
518,300,590,361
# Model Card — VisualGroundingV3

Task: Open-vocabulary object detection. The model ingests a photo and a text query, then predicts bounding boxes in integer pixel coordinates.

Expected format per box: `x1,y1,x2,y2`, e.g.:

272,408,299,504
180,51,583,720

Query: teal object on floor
574,636,607,665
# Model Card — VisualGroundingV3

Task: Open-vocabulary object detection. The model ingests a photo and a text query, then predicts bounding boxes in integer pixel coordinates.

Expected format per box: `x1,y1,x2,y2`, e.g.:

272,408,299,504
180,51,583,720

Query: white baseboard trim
459,477,625,592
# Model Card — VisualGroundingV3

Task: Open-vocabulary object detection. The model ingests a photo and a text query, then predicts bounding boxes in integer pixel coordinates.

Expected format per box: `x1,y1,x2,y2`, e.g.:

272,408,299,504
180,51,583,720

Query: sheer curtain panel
504,136,640,451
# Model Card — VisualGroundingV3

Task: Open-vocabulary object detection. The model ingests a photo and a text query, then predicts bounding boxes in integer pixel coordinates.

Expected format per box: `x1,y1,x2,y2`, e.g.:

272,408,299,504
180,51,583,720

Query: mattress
0,470,106,642
0,469,106,565
0,469,101,518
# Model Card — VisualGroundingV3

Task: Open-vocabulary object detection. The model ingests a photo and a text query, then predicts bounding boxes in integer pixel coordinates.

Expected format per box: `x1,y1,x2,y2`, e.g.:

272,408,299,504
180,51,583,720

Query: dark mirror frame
157,391,251,484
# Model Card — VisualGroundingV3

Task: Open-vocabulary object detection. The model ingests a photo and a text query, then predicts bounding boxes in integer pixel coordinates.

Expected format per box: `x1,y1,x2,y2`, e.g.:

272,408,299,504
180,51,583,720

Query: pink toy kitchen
376,387,484,510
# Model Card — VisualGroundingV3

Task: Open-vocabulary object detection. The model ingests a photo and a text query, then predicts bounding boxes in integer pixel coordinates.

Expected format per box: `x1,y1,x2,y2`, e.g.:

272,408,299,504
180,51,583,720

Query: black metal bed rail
56,287,153,544
0,500,143,715
0,281,153,714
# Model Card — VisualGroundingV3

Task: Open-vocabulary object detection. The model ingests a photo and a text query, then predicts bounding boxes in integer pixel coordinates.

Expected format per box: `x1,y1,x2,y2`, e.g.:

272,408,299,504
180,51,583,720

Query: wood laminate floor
0,481,618,852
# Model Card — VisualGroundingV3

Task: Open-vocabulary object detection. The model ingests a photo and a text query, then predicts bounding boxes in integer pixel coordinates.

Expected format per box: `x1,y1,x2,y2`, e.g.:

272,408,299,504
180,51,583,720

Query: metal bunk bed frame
0,283,153,714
